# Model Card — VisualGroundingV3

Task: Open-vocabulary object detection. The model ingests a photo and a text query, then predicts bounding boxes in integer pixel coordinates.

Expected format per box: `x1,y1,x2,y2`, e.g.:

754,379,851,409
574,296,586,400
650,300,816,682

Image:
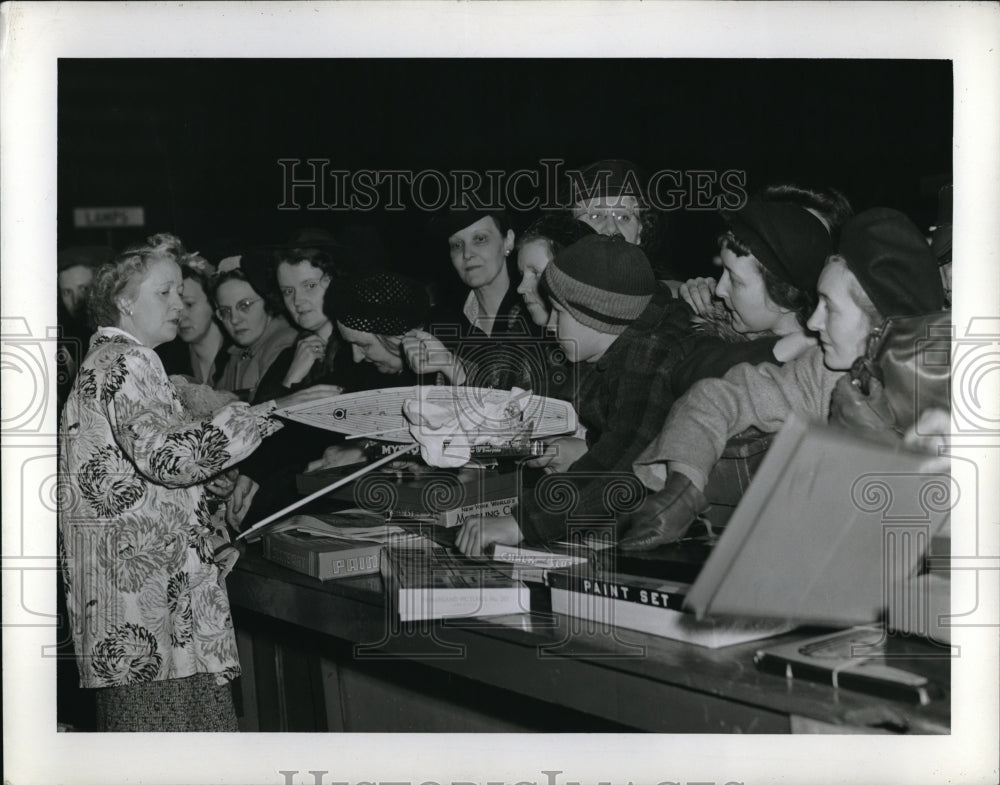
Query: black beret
837,208,944,318
722,199,832,293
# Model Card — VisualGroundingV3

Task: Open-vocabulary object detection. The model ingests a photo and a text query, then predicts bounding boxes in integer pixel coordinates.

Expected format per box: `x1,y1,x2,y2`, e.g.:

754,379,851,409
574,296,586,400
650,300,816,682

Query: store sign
73,206,145,228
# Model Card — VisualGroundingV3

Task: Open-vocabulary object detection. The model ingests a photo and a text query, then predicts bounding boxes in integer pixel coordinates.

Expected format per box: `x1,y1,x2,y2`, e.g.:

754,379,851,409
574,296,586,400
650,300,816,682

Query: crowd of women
56,160,952,730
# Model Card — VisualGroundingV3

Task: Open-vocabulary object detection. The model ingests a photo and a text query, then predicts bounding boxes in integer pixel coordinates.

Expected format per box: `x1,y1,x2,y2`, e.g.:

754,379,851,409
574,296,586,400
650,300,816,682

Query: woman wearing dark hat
624,207,946,550
421,198,547,392
567,159,661,256
304,270,438,472
212,255,297,402
669,197,835,395
680,183,853,316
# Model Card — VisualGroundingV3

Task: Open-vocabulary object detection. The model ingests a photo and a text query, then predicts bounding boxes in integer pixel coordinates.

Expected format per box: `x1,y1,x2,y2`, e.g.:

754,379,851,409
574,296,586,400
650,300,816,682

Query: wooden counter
227,546,950,734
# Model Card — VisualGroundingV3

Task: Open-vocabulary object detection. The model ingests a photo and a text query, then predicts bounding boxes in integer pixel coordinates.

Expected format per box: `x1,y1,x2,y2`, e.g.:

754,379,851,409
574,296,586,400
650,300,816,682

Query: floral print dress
58,328,278,689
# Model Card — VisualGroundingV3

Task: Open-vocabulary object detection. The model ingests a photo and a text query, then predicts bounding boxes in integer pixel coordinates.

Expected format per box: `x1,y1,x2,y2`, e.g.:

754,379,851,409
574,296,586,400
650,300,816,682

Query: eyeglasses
215,297,262,322
575,208,640,224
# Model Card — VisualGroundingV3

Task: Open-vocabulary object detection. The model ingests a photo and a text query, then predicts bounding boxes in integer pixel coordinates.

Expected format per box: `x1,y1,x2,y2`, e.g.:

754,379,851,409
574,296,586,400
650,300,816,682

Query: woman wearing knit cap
623,207,946,551
454,234,695,557
670,197,834,396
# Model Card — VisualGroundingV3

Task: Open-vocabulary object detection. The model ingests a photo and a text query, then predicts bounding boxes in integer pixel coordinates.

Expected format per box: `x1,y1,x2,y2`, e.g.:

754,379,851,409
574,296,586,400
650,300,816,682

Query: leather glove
618,471,709,551
828,374,900,445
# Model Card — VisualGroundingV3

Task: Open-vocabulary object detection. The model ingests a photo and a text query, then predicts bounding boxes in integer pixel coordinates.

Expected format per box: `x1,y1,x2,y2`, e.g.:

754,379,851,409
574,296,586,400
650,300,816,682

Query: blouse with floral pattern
58,328,278,689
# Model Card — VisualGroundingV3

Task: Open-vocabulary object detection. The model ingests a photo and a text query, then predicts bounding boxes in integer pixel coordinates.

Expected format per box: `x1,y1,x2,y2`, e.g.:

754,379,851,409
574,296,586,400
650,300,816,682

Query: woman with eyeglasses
228,245,385,522
212,259,297,402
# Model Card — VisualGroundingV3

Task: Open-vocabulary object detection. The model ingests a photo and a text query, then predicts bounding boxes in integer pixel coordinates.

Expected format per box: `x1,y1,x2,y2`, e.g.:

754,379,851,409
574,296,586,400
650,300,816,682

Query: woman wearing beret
669,195,840,395
624,207,946,550
58,240,335,730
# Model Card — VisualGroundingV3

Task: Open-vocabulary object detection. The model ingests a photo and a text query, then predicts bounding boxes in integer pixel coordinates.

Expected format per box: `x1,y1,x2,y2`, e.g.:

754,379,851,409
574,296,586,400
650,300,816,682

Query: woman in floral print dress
58,240,334,731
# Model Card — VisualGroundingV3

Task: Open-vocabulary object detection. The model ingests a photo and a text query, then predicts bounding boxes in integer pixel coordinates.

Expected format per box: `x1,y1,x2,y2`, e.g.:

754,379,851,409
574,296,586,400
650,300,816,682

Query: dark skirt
94,672,238,732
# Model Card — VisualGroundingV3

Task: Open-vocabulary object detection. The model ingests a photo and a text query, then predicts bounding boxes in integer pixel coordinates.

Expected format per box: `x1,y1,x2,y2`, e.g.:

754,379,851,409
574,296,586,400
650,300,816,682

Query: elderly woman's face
277,261,331,332
122,258,184,348
215,278,269,347
448,217,513,291
572,195,643,245
177,278,215,345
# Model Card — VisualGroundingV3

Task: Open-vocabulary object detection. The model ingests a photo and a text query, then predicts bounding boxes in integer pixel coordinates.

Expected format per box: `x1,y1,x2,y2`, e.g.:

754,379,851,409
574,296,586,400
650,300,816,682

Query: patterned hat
328,272,429,336
541,234,655,335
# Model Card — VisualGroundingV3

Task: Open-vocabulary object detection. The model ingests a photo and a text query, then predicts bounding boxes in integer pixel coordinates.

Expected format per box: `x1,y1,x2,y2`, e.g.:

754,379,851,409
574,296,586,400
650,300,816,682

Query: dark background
58,58,952,283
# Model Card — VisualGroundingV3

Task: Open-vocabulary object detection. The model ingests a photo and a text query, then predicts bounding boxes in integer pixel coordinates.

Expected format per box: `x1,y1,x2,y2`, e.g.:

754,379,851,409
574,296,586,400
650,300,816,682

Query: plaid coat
519,286,696,543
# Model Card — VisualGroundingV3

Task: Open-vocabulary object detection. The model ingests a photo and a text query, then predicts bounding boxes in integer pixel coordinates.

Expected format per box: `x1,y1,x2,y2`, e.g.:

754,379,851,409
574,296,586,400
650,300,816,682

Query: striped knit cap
542,234,655,335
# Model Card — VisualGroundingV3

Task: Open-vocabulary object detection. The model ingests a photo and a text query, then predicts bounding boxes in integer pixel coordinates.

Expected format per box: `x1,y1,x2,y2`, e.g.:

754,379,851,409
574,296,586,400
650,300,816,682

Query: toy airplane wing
275,385,578,444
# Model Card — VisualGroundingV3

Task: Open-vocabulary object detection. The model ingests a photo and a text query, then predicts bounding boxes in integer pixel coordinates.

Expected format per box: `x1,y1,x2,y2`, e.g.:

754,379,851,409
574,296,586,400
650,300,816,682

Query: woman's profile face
177,278,215,344
516,239,553,327
277,261,331,332
214,278,269,347
715,248,790,334
807,262,876,371
448,217,512,291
